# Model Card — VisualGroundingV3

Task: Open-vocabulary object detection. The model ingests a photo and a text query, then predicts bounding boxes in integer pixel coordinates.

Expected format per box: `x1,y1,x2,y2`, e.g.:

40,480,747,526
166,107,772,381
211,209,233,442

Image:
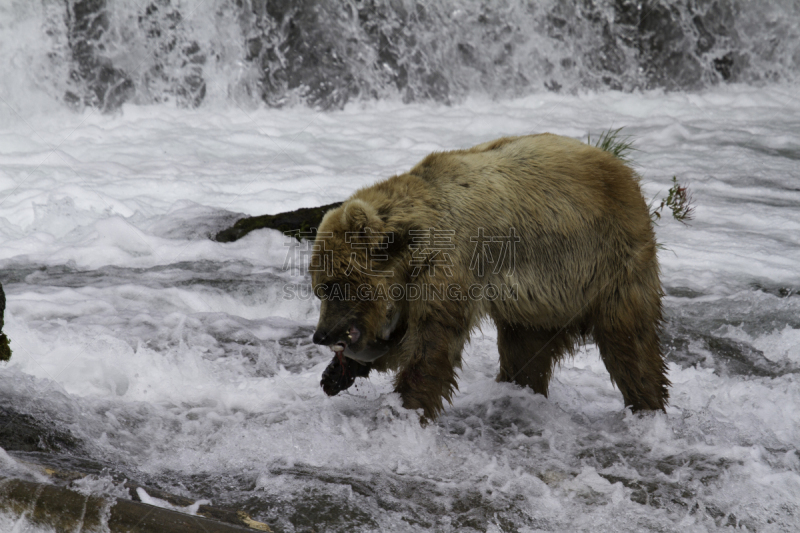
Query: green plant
651,175,695,224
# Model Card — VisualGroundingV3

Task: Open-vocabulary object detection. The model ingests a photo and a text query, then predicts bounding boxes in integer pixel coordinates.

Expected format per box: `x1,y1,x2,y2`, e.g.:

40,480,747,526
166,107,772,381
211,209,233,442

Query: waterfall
2,0,799,112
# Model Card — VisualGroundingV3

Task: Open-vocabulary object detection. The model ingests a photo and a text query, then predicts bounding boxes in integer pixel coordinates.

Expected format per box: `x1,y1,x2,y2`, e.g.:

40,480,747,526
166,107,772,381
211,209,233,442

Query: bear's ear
341,199,384,234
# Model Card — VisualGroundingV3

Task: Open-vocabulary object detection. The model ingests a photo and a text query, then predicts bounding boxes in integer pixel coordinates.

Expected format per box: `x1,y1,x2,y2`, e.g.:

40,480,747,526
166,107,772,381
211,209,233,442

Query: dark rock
0,407,78,453
713,51,748,82
242,0,360,109
65,0,134,112
0,283,10,362
138,1,207,108
692,15,716,54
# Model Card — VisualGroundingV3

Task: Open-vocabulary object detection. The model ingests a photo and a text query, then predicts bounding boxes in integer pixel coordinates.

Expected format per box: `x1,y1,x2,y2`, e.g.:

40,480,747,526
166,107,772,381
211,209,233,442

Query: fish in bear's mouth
330,311,401,363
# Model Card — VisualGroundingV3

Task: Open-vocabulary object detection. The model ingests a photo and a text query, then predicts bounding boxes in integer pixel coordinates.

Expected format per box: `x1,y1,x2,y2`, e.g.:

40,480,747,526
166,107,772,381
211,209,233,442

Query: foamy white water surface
1,85,800,531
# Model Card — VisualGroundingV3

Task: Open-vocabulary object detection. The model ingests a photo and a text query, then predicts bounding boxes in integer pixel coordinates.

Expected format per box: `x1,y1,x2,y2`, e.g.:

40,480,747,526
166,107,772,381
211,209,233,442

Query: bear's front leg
392,322,465,423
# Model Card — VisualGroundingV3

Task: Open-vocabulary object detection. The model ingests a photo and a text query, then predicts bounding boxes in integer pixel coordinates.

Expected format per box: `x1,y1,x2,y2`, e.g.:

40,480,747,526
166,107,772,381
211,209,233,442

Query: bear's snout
312,324,361,347
312,329,330,345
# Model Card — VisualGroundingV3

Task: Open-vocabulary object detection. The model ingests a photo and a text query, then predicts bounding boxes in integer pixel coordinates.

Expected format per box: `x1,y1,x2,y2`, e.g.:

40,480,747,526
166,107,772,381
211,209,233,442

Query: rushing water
2,1,800,532
1,87,799,532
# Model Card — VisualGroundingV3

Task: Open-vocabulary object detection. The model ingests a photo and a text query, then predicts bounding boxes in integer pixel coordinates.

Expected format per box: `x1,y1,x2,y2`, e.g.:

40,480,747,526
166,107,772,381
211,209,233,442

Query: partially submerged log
214,202,342,243
0,475,272,532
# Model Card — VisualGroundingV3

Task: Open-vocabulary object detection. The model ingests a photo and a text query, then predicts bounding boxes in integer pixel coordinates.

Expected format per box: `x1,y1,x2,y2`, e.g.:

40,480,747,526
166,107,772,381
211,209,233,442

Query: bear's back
404,134,656,323
408,133,648,239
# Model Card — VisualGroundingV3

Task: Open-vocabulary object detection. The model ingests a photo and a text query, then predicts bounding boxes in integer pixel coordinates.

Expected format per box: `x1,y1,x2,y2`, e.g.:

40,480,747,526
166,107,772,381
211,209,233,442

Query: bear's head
310,199,404,362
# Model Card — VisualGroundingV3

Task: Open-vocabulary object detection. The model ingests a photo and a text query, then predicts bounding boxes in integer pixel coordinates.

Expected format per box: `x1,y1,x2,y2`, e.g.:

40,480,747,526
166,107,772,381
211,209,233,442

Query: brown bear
311,133,669,422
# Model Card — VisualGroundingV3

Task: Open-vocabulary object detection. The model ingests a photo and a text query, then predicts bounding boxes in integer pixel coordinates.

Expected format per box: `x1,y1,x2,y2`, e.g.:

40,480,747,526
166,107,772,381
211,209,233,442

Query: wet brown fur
312,133,669,422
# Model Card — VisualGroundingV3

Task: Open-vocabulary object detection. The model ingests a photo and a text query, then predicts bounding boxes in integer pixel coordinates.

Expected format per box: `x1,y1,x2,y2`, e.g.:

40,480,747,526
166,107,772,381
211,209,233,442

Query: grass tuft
588,127,637,163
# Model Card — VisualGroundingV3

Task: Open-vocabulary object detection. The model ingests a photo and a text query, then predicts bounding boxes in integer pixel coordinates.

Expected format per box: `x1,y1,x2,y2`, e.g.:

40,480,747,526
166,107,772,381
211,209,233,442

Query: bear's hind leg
593,300,670,412
496,323,576,397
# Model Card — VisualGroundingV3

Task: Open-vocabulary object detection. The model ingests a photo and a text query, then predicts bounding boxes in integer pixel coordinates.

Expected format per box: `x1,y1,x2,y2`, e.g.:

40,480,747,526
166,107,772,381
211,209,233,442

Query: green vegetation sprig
650,176,695,224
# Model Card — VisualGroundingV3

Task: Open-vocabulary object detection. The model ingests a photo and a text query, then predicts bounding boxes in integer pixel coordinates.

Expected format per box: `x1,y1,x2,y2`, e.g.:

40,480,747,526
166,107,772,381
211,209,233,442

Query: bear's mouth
331,311,402,363
330,325,361,353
